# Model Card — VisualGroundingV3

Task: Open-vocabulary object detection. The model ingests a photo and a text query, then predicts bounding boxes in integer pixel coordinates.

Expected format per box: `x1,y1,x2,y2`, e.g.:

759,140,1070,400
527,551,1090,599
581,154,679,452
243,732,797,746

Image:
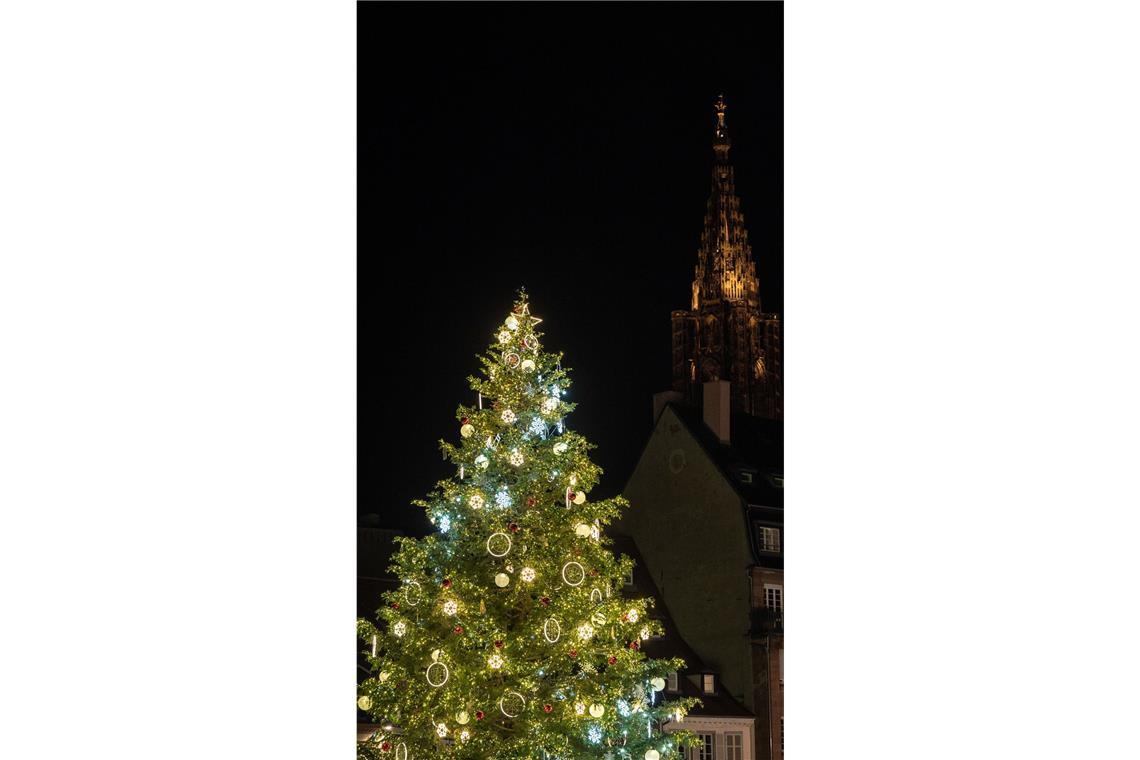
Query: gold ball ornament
474,454,489,470
495,572,510,588
553,441,568,455
460,423,475,438
505,315,520,331
357,695,372,711
650,677,666,692
573,490,587,505
378,670,390,682
574,523,592,538
521,358,535,372
645,751,661,760
589,703,605,718
456,710,469,725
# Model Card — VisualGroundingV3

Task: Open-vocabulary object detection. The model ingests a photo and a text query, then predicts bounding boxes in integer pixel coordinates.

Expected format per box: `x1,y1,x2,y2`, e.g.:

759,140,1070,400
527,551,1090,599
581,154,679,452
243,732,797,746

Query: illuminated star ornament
513,297,543,327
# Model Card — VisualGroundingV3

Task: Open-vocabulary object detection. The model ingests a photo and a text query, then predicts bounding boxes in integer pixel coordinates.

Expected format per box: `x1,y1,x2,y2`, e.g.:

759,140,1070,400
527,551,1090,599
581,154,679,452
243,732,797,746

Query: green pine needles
358,292,698,760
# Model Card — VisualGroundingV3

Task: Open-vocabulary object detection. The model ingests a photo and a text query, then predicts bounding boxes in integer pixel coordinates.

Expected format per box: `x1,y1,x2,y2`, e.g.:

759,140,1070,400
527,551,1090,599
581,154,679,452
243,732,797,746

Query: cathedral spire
692,94,759,311
672,95,783,420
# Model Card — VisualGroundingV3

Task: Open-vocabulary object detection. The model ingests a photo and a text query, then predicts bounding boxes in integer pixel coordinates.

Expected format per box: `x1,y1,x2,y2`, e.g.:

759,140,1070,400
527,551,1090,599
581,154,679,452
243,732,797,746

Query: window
702,673,716,693
738,471,754,484
759,526,780,553
666,671,679,692
725,733,743,760
764,584,783,611
688,733,715,760
624,567,634,587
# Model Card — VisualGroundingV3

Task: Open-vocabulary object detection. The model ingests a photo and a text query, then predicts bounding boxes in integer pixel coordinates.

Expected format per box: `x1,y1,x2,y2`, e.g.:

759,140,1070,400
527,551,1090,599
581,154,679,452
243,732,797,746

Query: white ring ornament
486,532,512,557
543,617,561,643
395,743,408,760
500,690,526,718
426,661,450,687
561,560,585,586
403,580,422,606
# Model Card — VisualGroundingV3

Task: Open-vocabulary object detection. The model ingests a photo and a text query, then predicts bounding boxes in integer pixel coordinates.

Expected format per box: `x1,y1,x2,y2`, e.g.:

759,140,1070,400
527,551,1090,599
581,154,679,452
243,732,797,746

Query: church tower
671,95,783,419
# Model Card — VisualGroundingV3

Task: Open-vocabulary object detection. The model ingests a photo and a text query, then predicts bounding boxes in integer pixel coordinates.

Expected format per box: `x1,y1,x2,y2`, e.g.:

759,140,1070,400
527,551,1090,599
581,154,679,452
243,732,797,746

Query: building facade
612,536,758,760
620,396,783,760
671,96,782,421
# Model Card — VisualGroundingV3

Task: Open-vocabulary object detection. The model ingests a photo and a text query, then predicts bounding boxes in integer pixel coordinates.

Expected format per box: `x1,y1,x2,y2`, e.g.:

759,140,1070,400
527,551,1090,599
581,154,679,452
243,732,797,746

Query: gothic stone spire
671,95,783,420
692,94,760,312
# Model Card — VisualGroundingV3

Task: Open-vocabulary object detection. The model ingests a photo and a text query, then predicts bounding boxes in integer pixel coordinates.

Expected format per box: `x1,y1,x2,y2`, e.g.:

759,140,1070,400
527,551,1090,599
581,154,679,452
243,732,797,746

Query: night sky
359,3,783,535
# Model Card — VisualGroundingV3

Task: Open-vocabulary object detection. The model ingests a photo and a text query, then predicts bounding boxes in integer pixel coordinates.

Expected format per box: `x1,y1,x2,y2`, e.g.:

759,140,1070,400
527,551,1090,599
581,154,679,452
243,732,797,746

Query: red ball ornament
607,655,617,665
508,522,519,533
475,710,485,721
460,417,470,425
454,625,464,634
495,640,504,649
629,640,640,650
568,648,578,658
567,491,576,501
526,496,536,508
442,578,452,589
380,741,391,751
543,703,553,713
390,602,400,610
540,596,551,606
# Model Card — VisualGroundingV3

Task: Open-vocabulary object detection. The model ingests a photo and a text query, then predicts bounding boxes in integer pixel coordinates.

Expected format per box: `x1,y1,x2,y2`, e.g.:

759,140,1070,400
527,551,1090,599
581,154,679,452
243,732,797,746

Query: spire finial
713,94,730,160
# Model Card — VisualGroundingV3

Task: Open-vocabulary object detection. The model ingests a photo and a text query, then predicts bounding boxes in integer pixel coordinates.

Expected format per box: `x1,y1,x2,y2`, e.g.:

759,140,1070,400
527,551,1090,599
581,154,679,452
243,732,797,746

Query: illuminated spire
691,94,759,310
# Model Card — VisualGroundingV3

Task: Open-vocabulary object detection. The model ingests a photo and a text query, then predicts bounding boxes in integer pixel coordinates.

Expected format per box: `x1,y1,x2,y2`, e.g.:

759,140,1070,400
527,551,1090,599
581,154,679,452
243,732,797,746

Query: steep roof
610,534,753,718
664,403,783,509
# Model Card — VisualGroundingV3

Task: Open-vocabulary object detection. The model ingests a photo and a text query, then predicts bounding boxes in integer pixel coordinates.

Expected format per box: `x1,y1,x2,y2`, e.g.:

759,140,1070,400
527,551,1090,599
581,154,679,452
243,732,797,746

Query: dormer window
759,526,781,553
738,471,753,484
701,673,716,693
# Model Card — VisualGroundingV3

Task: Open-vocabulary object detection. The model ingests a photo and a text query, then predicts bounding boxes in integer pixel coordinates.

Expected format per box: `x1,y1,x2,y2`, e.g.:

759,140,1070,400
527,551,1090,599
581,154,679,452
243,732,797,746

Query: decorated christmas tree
357,292,697,760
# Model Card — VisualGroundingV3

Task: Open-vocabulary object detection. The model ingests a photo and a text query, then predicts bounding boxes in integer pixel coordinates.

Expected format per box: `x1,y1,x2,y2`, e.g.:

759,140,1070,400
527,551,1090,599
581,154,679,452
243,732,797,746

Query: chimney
703,380,731,444
652,390,684,423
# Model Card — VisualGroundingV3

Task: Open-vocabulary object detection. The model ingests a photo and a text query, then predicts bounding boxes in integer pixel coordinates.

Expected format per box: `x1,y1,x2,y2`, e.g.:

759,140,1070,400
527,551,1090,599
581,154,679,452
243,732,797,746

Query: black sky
359,3,783,534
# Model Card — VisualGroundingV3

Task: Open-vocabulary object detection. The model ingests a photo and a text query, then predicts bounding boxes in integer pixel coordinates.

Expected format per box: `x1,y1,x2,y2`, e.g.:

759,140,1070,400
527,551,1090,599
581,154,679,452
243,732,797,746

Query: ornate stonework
672,96,783,420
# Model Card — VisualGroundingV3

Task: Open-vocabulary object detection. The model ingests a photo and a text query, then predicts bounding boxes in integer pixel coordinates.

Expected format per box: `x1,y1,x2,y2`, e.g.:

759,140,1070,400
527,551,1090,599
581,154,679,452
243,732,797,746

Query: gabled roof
664,403,783,509
609,534,753,718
